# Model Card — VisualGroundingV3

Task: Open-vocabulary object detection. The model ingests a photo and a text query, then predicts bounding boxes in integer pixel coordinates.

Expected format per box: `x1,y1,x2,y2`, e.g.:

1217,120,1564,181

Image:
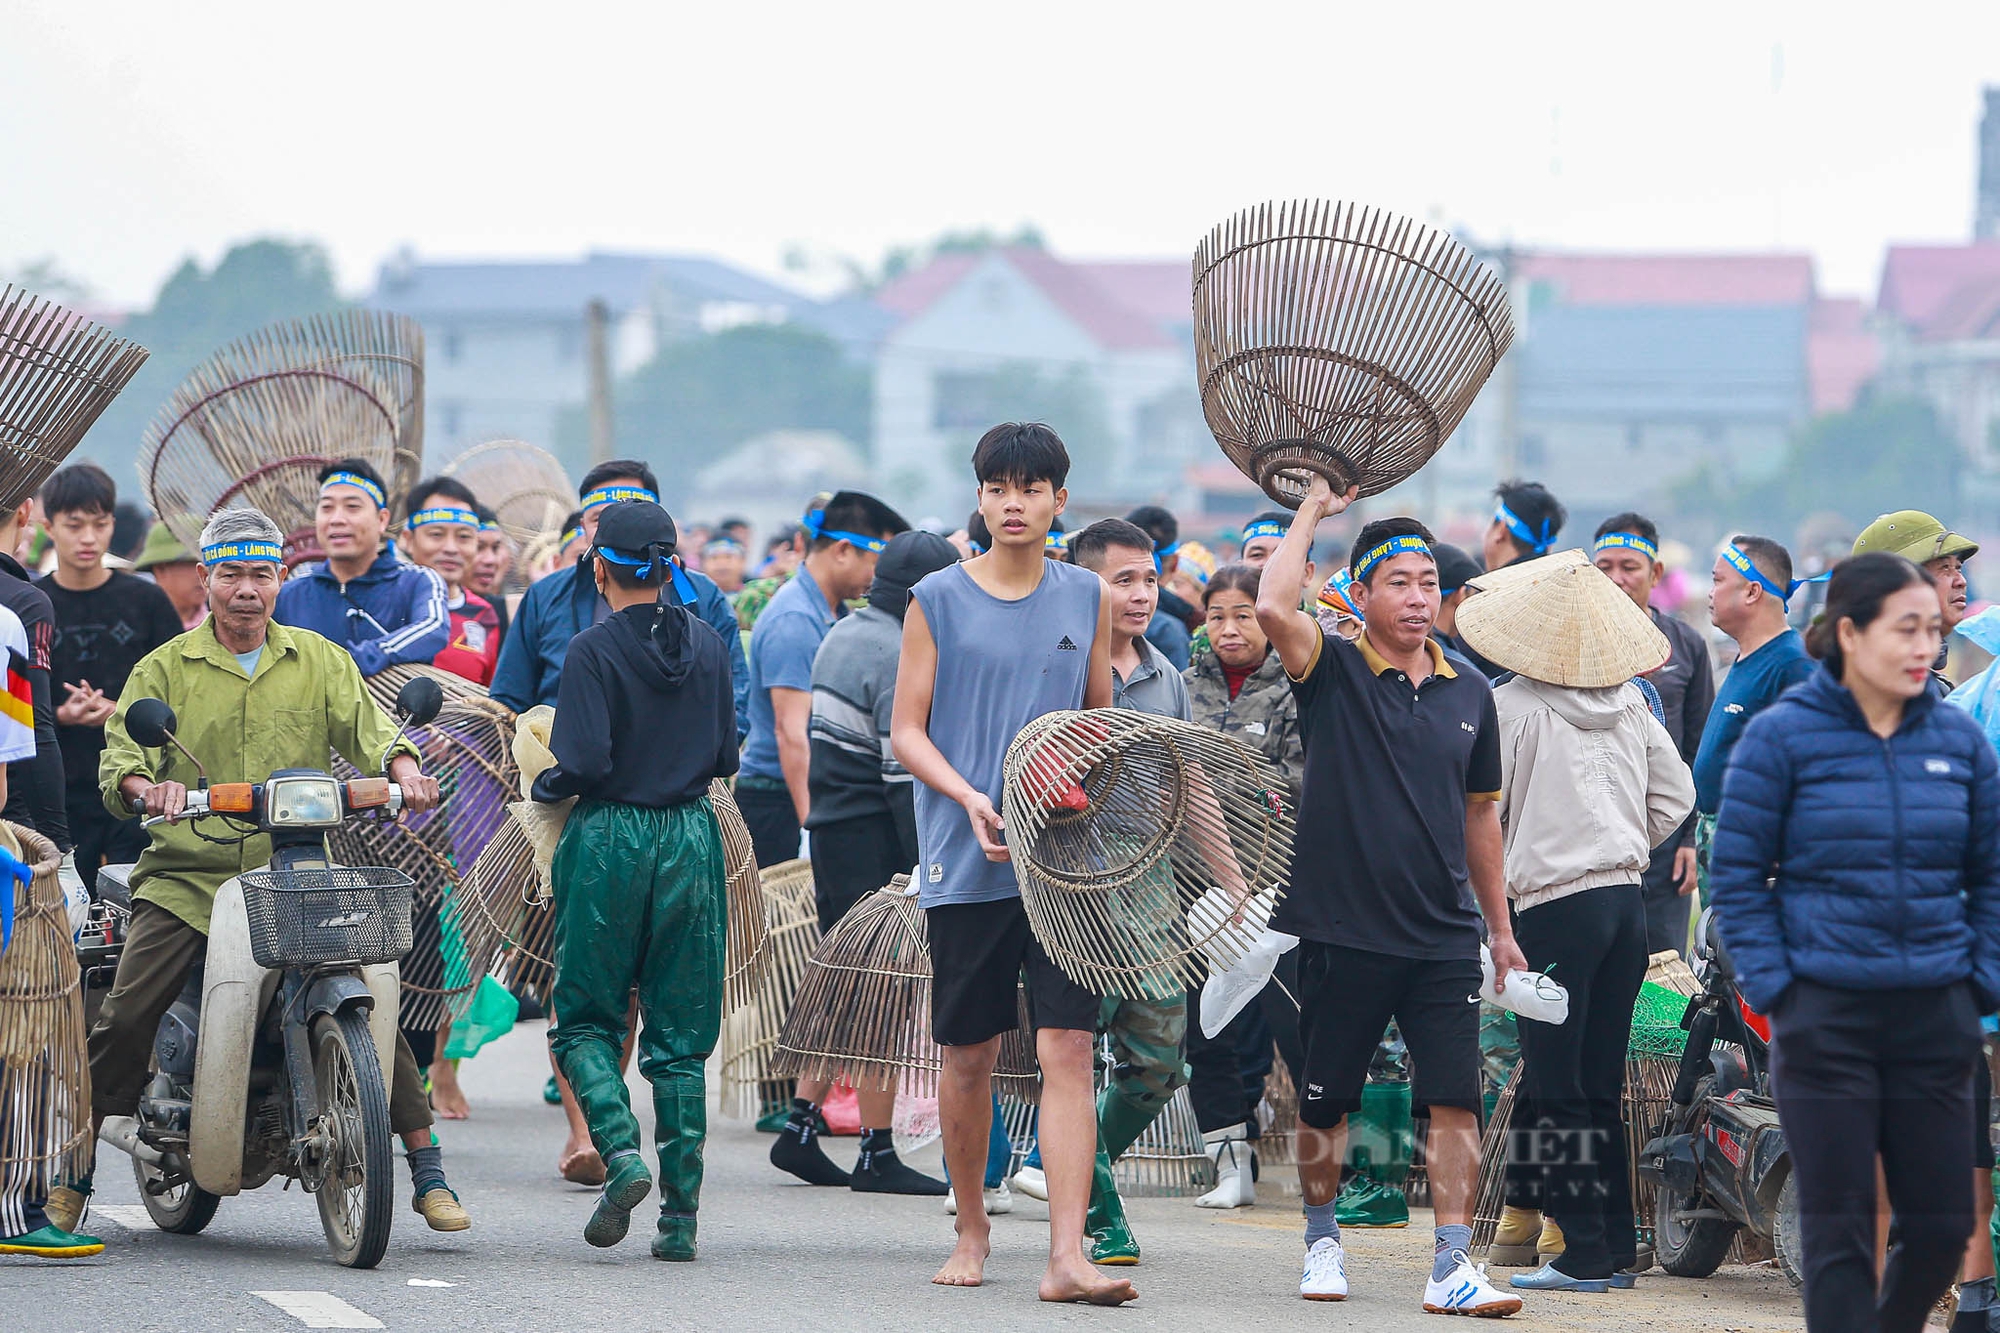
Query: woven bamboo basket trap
0,285,150,509
0,824,91,1215
1193,200,1514,507
1002,709,1294,1002
441,439,572,592
720,859,820,1118
137,309,424,562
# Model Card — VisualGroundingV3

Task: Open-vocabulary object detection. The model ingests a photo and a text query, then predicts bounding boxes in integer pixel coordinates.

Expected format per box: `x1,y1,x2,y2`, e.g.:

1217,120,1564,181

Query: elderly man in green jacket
55,508,471,1237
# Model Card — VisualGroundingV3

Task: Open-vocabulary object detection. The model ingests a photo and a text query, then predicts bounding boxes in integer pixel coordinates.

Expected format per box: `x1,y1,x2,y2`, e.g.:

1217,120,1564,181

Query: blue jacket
489,557,749,737
1710,665,2000,1013
273,550,448,677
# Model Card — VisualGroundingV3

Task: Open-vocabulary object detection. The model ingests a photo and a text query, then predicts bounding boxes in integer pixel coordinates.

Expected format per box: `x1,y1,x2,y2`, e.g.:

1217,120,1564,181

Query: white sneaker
945,1182,1014,1216
1196,1126,1256,1209
1009,1164,1048,1202
1423,1251,1523,1317
1301,1237,1348,1301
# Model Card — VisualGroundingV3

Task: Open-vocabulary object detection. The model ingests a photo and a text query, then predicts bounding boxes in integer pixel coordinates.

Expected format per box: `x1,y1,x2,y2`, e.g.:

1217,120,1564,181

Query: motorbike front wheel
133,1151,221,1235
1653,1178,1739,1278
310,1010,395,1269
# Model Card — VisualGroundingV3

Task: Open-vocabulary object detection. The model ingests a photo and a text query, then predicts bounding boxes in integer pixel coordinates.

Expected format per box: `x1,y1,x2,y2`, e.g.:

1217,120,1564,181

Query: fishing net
1002,709,1294,1001
325,665,516,1030
0,824,90,1224
137,309,424,561
1629,981,1695,1060
0,285,150,510
1193,199,1514,507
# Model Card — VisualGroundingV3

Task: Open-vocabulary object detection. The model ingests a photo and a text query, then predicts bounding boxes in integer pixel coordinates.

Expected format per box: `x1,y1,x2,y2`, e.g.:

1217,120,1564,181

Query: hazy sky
7,1,1999,309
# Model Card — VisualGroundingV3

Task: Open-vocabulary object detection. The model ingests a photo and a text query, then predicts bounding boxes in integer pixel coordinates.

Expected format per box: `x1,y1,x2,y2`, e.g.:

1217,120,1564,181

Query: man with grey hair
62,508,475,1239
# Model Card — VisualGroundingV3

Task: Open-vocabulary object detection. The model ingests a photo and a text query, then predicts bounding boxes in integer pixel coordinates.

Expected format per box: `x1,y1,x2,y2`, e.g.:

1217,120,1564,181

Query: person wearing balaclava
765,530,961,1195
533,500,739,1262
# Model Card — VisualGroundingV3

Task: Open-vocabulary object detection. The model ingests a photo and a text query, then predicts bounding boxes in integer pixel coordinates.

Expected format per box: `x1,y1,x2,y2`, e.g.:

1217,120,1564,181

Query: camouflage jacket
733,572,791,632
1183,648,1303,790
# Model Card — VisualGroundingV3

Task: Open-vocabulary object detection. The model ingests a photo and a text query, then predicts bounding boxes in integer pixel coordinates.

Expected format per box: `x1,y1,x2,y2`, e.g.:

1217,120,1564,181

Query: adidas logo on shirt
1056,635,1078,651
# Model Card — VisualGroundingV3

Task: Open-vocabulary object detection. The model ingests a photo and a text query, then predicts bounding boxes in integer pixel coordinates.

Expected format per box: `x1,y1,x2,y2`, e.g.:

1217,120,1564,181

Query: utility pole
586,299,614,465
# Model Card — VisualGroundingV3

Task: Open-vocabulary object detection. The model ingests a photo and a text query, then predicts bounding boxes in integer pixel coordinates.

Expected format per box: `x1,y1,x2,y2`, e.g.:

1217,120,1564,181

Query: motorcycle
1637,908,1803,1288
90,676,443,1269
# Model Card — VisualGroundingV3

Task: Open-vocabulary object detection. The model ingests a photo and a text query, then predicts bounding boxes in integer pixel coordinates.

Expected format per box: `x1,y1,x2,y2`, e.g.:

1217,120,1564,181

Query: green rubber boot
1086,1147,1140,1264
556,1041,644,1162
0,1225,105,1257
584,1149,654,1248
652,1083,706,1262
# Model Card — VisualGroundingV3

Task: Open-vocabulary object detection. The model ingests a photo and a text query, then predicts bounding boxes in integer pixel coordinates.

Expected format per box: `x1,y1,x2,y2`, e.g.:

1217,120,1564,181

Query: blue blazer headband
1496,499,1555,556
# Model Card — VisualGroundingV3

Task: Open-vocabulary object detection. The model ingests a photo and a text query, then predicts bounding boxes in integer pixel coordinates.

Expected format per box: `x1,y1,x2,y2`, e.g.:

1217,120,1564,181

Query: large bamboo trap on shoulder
0,286,150,509
138,310,424,560
1193,200,1513,507
1002,709,1295,1001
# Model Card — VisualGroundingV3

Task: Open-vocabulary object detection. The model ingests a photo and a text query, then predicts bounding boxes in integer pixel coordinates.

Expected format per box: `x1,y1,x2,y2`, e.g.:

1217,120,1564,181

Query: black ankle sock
786,1097,818,1132
857,1128,894,1170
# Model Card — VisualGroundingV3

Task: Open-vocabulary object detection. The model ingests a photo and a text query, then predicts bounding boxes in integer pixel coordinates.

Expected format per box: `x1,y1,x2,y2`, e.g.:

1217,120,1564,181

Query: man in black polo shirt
1255,475,1527,1316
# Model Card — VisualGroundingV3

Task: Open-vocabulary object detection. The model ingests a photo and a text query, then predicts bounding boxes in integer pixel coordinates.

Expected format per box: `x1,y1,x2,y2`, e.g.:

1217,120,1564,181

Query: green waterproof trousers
550,797,727,1226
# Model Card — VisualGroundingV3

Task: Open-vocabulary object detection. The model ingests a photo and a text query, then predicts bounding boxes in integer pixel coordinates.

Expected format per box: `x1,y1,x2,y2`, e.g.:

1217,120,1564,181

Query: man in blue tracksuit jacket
274,459,449,675
488,460,749,737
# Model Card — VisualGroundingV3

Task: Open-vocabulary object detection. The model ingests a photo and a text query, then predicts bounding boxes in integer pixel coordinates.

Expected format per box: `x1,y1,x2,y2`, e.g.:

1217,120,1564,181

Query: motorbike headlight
265,776,343,828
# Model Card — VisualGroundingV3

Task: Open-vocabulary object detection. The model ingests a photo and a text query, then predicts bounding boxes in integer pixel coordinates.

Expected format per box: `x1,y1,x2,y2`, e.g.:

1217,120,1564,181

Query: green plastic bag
444,975,520,1061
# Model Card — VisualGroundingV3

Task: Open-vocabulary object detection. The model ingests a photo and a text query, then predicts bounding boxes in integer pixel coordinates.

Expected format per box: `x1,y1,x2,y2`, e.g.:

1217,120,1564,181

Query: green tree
73,238,344,486
557,322,871,475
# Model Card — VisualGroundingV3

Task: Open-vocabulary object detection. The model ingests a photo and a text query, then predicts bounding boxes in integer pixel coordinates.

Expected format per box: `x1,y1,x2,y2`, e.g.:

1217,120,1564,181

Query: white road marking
251,1291,385,1329
89,1205,154,1229
407,1278,456,1287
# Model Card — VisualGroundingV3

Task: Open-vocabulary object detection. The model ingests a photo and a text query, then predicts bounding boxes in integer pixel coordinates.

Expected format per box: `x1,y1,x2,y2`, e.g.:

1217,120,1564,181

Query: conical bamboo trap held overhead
137,309,424,560
443,437,573,550
1193,200,1514,507
1002,709,1295,1001
0,285,150,509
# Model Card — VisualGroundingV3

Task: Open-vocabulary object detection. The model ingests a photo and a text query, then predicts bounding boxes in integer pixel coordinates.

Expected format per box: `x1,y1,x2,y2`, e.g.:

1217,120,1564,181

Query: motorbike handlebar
139,785,404,828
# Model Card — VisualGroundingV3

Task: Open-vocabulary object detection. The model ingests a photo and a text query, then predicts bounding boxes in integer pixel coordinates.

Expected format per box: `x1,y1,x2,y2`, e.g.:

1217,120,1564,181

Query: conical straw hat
1456,549,1670,689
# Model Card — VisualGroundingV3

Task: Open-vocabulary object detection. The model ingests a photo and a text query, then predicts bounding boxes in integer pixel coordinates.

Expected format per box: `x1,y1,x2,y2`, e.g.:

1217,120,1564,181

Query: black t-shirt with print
1273,630,1502,960
36,570,185,798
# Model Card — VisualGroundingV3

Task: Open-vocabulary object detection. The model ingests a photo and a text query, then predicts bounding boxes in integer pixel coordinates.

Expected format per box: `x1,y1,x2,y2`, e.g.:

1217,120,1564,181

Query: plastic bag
58,849,90,937
508,705,573,899
1199,925,1299,1037
1479,943,1570,1025
442,974,520,1060
1948,610,2000,753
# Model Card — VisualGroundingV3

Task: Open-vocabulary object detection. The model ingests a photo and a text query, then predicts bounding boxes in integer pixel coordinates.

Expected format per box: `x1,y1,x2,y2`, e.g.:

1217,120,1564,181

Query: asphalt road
7,1021,1807,1332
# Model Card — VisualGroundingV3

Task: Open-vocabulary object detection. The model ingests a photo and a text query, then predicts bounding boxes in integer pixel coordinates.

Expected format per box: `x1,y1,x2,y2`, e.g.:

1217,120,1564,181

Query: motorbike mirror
395,676,445,728
124,698,179,749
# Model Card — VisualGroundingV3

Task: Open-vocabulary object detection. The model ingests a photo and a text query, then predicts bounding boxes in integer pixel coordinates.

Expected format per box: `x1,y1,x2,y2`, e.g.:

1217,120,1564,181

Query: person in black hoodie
532,500,738,1262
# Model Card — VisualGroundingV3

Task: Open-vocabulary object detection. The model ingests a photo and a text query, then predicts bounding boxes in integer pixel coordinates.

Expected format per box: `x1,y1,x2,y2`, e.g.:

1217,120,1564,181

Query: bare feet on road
1040,1253,1138,1305
933,1231,991,1287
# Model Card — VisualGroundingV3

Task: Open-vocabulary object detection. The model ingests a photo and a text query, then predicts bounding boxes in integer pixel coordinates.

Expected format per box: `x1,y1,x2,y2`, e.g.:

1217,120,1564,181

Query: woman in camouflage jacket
1183,562,1303,789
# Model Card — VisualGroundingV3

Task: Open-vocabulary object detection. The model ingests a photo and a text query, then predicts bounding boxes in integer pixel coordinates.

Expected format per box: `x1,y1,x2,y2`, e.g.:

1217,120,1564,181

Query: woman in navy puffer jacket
1712,553,2000,1333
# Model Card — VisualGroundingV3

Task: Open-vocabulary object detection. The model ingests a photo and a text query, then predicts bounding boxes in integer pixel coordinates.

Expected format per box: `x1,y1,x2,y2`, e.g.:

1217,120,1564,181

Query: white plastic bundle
1479,943,1570,1025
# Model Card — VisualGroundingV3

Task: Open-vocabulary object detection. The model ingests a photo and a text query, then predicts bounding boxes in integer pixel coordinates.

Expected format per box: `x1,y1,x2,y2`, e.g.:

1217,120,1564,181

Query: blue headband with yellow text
320,471,387,510
594,543,700,605
1594,531,1659,561
202,540,284,567
406,505,480,532
803,507,888,554
1241,519,1286,544
1353,534,1434,582
1496,499,1555,555
478,518,501,533
1045,531,1068,552
1722,543,1823,601
581,484,658,513
559,526,582,551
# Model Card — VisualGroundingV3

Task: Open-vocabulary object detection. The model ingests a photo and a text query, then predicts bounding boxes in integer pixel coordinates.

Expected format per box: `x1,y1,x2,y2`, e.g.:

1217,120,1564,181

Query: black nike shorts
1293,940,1483,1129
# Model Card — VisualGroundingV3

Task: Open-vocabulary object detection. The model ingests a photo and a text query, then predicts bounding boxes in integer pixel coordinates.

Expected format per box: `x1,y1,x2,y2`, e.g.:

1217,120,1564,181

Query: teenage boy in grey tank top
891,423,1132,1306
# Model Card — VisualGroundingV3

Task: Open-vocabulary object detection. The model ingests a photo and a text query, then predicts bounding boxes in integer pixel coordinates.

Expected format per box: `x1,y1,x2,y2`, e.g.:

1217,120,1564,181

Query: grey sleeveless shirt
909,559,1102,908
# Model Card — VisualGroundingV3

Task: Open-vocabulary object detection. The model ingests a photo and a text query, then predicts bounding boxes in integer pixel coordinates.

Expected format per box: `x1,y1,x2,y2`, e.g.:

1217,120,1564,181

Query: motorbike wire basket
1192,200,1514,507
239,867,416,969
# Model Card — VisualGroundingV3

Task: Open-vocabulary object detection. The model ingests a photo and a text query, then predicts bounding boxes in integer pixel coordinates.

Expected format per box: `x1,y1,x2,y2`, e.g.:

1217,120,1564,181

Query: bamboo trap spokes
0,285,150,509
1003,710,1295,1001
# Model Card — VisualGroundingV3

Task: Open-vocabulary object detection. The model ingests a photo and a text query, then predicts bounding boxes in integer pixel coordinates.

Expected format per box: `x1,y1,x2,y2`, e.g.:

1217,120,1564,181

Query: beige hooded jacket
1494,676,1695,913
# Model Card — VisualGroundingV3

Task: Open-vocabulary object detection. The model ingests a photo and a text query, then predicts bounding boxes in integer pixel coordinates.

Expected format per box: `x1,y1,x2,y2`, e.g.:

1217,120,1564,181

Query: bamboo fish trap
1001,710,1294,1001
326,666,516,1029
443,438,573,585
0,286,151,509
1193,200,1513,507
713,782,770,1017
720,859,821,1118
0,824,91,1228
137,310,424,561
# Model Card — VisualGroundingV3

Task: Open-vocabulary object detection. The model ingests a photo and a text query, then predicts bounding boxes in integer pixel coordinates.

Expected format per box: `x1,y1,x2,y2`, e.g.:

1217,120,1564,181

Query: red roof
1073,261,1191,327
1806,298,1881,415
1516,252,1816,306
877,248,1177,351
1877,243,2000,334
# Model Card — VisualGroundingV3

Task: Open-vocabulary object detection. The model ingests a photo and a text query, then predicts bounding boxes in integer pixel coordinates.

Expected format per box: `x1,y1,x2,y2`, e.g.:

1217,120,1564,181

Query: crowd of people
2,423,1997,1330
